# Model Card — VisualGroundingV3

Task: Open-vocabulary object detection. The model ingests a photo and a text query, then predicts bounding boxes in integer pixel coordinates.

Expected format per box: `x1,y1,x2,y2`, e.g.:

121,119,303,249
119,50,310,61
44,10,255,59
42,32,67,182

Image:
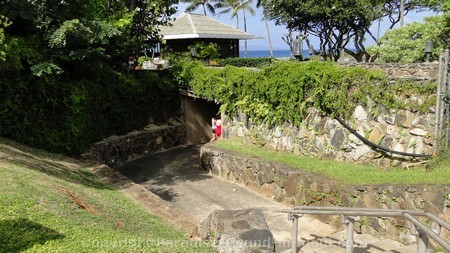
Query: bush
367,16,445,63
217,57,274,68
175,60,435,126
0,63,179,155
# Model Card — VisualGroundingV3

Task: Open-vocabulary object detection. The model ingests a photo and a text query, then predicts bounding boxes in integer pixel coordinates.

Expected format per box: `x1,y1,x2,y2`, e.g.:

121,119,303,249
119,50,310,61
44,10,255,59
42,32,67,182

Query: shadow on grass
0,218,64,253
0,138,111,189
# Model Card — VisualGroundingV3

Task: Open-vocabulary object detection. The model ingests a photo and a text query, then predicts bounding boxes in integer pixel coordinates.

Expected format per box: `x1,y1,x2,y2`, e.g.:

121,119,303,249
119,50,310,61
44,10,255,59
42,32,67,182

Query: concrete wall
200,146,450,245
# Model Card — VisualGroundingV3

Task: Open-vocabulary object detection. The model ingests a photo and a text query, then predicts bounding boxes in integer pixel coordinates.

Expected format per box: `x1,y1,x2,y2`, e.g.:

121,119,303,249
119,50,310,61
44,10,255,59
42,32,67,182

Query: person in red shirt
210,117,222,141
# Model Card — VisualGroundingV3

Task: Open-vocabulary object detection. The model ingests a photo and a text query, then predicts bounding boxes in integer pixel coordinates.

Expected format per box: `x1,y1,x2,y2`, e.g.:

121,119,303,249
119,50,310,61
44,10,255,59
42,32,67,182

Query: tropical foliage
367,16,445,63
264,0,441,62
0,0,179,154
175,60,436,126
181,0,217,16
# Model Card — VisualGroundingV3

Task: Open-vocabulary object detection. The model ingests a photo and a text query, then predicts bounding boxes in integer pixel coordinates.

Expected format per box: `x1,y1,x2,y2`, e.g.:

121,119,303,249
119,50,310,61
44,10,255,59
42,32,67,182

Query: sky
174,2,439,52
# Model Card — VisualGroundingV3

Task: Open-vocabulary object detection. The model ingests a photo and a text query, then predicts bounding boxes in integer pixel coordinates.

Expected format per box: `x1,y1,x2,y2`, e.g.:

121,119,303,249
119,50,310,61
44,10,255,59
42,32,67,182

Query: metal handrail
291,206,450,232
283,206,450,253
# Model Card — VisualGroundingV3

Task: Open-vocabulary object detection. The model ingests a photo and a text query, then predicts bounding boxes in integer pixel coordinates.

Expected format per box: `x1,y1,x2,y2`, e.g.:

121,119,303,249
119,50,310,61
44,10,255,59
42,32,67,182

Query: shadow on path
116,145,211,201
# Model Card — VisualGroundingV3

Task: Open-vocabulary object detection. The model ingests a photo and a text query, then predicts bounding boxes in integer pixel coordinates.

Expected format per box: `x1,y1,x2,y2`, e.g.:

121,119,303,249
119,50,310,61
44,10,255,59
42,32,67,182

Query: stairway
278,230,419,253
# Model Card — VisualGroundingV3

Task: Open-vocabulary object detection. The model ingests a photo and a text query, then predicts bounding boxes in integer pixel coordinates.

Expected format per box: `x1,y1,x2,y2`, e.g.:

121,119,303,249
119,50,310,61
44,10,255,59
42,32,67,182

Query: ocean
239,49,310,59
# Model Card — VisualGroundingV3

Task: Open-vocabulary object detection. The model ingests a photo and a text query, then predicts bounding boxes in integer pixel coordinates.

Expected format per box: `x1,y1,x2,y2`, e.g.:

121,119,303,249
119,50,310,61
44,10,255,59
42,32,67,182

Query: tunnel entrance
181,91,220,144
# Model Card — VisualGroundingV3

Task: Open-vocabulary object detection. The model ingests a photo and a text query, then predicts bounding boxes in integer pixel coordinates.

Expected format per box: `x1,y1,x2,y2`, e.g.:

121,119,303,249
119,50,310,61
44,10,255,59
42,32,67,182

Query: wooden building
159,13,260,58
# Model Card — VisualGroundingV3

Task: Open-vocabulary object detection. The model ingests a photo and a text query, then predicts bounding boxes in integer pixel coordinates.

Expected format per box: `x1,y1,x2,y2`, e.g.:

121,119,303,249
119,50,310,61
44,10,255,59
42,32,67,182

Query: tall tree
236,0,255,58
256,0,273,57
215,0,241,28
182,0,217,16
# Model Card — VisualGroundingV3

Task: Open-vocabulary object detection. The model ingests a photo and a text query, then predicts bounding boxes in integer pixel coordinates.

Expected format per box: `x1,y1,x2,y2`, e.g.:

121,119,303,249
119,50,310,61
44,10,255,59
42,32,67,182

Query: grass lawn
211,138,450,185
0,138,212,253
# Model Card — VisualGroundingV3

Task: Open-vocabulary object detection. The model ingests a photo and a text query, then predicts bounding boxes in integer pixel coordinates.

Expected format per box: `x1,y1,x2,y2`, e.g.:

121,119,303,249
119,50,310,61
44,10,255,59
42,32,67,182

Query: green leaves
368,15,445,63
176,60,435,127
30,62,64,77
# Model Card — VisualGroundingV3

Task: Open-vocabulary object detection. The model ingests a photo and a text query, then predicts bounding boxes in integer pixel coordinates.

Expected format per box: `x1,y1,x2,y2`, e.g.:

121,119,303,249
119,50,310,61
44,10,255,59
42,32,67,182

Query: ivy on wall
175,60,436,126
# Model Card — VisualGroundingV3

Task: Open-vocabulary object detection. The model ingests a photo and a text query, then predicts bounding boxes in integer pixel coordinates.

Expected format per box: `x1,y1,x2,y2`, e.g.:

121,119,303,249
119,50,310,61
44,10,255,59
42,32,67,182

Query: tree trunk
263,13,273,57
243,9,247,58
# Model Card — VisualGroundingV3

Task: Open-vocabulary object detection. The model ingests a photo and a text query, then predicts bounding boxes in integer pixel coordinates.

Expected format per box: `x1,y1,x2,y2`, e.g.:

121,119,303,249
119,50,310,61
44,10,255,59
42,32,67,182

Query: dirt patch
56,186,99,215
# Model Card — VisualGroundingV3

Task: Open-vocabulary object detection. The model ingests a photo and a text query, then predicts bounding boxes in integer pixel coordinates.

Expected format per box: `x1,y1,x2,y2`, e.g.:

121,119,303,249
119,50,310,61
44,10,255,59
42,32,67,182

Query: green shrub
175,60,435,126
0,62,179,155
217,57,274,68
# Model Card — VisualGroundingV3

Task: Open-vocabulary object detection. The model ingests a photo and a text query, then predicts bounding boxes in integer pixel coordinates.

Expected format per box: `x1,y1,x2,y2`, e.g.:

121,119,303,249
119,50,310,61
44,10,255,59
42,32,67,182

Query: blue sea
239,49,310,59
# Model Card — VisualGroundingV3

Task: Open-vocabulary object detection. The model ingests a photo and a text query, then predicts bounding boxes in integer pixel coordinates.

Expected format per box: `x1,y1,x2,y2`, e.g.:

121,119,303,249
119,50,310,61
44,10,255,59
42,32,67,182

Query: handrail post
410,222,430,253
417,229,429,253
288,212,302,253
343,216,359,253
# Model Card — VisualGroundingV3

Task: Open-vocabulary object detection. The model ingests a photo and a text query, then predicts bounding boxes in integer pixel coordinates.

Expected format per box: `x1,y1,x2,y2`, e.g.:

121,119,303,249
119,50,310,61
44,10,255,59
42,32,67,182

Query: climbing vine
175,60,436,126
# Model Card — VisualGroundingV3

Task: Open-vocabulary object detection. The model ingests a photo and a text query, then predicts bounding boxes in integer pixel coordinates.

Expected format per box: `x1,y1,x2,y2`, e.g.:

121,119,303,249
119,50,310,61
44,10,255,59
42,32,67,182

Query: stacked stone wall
82,121,186,167
339,62,439,80
224,63,440,168
200,146,450,245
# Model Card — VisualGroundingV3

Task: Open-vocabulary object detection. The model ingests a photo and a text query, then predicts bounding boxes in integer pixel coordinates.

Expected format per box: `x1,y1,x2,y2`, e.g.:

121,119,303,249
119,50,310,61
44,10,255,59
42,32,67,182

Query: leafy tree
265,0,376,61
264,0,440,62
0,0,180,154
367,15,445,63
440,0,450,47
181,0,217,16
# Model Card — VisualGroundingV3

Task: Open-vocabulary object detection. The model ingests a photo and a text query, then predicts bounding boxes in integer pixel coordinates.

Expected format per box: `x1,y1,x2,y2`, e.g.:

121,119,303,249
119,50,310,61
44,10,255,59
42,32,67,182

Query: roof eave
162,34,263,40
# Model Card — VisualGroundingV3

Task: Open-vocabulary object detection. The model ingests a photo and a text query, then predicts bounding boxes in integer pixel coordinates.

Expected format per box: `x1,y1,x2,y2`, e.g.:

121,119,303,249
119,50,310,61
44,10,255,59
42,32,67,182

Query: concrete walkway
116,145,336,249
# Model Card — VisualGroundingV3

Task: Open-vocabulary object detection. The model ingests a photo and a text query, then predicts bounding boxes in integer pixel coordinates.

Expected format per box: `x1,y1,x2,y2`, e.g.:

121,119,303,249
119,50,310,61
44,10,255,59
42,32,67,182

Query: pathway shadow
296,234,398,253
116,145,211,201
0,218,64,253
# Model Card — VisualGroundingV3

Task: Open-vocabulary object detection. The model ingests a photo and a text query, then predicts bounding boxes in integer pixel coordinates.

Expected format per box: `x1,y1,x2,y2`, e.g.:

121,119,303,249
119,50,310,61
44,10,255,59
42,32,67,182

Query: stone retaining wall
339,62,439,80
82,121,186,167
225,105,435,168
200,146,450,245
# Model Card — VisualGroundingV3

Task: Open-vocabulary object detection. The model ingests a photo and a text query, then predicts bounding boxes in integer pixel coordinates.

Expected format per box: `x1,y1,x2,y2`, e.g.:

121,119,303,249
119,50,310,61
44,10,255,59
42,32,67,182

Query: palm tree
214,0,241,29
181,0,217,16
236,0,255,58
256,0,273,57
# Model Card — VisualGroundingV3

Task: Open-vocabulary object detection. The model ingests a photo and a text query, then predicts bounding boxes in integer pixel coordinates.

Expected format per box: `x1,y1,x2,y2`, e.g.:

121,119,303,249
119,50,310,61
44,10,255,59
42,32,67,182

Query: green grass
211,138,450,185
0,138,212,253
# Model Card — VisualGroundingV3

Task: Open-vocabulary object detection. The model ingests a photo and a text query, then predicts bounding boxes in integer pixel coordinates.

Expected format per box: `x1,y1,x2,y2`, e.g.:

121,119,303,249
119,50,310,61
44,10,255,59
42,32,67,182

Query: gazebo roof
160,13,260,40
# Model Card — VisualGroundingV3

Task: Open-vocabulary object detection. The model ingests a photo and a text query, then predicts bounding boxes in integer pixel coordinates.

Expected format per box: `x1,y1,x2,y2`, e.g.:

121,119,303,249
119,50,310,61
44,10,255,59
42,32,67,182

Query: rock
368,127,383,144
406,138,423,154
392,143,405,158
354,105,368,120
395,110,415,128
351,146,372,160
194,209,275,253
410,128,428,136
330,128,346,149
384,115,395,125
379,136,393,150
